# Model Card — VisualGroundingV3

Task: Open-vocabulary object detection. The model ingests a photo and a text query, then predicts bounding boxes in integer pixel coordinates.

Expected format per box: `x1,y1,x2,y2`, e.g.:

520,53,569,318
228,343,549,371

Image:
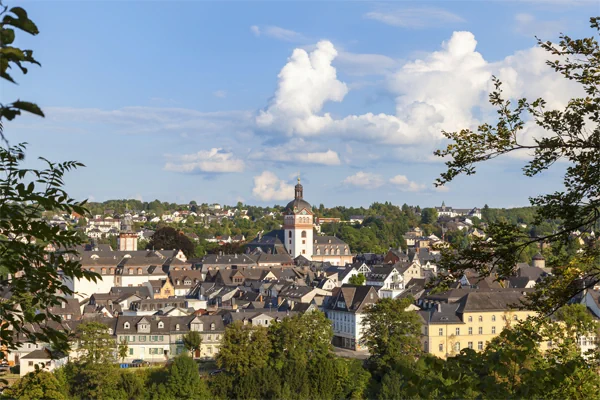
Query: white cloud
252,171,294,201
250,25,306,42
365,7,465,28
213,90,227,98
256,40,349,135
41,106,252,136
164,148,245,173
256,31,582,156
342,171,384,189
335,51,400,76
514,13,565,38
250,139,341,166
434,185,450,193
389,175,427,192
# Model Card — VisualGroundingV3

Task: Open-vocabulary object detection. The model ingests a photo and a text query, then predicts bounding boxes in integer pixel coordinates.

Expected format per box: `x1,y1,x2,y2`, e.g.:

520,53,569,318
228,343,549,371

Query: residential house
325,285,379,350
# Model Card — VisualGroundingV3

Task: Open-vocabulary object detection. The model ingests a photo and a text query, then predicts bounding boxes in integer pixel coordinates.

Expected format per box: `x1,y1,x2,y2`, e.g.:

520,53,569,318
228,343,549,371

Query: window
491,315,496,322
28,361,33,366
124,322,130,329
110,268,115,274
128,268,133,275
288,231,292,238
137,268,143,275
439,328,443,336
468,327,473,335
438,343,443,352
301,231,307,238
101,268,106,275
302,249,306,254
210,323,215,331
129,336,135,342
158,321,164,329
478,327,483,335
208,335,212,340
491,326,496,334
478,316,483,322
454,342,460,352
90,268,95,272
176,324,180,331
455,328,460,336
129,348,133,355
468,342,473,349
513,315,518,321
478,341,483,350
139,336,146,342
468,316,472,322
302,240,305,244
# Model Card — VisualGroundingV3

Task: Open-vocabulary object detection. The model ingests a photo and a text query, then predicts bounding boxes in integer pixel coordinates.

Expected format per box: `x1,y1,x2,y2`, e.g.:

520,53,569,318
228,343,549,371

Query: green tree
66,362,125,400
182,330,202,357
118,339,129,363
0,1,98,362
147,226,195,257
420,208,438,225
216,321,271,376
119,370,146,400
434,17,600,312
1,371,67,400
74,321,116,364
361,297,422,377
164,355,210,400
348,273,366,286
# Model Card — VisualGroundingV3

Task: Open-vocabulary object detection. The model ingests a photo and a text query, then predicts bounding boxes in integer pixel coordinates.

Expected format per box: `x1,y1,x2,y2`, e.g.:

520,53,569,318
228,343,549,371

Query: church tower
283,177,313,260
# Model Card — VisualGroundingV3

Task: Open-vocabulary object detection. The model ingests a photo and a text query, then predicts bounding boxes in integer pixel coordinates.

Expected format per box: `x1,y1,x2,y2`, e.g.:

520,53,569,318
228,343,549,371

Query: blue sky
4,0,598,208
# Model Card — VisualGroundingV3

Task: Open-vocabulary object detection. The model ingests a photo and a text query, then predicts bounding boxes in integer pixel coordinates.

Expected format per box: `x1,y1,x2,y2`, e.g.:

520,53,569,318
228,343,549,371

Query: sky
4,0,599,208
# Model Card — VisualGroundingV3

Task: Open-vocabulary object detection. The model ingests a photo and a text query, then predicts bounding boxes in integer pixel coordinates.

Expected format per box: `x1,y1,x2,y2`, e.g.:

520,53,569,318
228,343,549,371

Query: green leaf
12,100,44,117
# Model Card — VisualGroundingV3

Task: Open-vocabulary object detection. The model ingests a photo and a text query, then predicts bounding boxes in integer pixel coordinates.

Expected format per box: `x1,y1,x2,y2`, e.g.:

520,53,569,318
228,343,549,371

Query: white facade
284,213,313,259
328,310,367,350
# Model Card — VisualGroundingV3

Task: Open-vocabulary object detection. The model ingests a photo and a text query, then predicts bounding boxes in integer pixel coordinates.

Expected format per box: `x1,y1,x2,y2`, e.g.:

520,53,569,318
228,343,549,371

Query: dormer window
128,268,133,275
124,322,130,329
210,323,216,331
137,268,143,275
108,328,113,334
184,280,191,285
176,324,180,331
158,321,164,329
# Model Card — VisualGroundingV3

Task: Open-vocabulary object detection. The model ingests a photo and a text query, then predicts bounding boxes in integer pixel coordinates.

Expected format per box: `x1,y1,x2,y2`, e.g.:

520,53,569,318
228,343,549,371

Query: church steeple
295,174,303,200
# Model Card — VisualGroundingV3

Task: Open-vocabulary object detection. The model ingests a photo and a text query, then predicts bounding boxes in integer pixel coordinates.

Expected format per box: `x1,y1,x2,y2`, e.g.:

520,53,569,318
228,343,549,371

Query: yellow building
420,291,536,358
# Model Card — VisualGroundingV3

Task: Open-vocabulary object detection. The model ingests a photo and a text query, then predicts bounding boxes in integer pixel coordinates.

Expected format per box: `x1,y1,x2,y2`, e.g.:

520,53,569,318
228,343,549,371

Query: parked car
131,359,149,367
209,369,224,376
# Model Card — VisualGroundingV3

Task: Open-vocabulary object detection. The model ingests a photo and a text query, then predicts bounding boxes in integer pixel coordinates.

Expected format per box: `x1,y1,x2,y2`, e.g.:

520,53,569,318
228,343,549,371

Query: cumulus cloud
256,31,582,153
365,7,465,28
250,25,306,42
252,171,294,201
389,175,426,192
257,41,348,136
164,148,245,173
342,171,384,189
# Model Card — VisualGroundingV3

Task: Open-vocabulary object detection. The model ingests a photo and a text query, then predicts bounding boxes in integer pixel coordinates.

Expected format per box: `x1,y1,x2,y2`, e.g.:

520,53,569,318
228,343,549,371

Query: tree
118,339,129,363
216,322,271,376
74,321,116,364
361,297,422,377
182,330,202,357
119,370,146,400
164,355,210,400
420,208,438,225
147,226,195,257
434,17,600,313
2,371,67,400
349,273,366,286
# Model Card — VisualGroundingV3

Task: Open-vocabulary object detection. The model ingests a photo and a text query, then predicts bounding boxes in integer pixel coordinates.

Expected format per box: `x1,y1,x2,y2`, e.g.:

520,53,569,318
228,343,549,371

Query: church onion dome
285,178,312,214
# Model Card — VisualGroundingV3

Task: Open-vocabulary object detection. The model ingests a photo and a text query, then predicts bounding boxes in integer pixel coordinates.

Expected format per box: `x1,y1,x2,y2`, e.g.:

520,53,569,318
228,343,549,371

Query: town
4,180,598,378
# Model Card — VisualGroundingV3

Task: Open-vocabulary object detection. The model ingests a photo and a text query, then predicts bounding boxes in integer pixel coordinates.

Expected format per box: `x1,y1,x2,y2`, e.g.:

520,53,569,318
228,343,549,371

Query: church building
247,179,353,266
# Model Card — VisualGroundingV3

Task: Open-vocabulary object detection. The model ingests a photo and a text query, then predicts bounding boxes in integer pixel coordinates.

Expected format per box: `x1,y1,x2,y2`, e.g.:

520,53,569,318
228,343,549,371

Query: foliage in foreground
434,17,600,313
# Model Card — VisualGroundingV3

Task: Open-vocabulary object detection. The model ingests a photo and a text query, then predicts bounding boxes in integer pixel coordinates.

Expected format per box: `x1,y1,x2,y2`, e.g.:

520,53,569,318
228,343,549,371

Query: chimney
436,303,441,313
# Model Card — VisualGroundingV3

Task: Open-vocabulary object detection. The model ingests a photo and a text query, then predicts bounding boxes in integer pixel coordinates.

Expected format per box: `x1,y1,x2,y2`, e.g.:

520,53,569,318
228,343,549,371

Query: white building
325,285,379,350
